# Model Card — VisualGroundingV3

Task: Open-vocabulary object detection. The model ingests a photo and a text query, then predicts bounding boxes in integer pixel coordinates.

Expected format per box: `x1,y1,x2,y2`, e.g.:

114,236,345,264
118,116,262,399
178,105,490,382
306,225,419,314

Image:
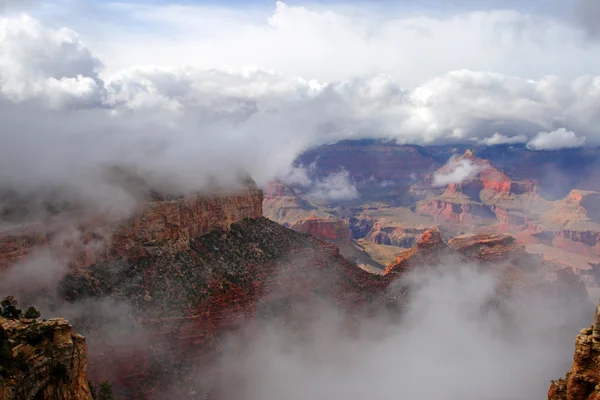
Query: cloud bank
213,263,587,400
0,3,599,213
526,128,587,151
481,132,528,146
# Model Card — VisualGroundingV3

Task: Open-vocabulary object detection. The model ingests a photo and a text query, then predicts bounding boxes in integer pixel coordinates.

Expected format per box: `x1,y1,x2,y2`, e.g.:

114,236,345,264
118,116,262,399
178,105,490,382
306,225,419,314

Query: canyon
0,311,92,400
0,177,591,398
0,142,598,398
549,302,600,400
268,142,600,283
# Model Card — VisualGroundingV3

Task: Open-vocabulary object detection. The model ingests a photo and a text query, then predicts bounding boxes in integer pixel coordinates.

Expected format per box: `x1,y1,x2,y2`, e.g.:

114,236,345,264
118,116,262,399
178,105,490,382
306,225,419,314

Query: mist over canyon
2,0,600,399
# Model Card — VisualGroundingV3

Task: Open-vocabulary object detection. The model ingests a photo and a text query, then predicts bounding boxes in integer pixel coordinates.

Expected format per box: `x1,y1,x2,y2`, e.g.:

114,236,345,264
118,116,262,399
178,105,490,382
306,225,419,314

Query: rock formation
0,314,92,400
448,233,526,262
262,181,328,226
0,182,263,271
540,190,600,257
549,302,600,400
58,217,394,399
416,149,540,227
384,227,455,275
289,216,351,244
297,140,440,198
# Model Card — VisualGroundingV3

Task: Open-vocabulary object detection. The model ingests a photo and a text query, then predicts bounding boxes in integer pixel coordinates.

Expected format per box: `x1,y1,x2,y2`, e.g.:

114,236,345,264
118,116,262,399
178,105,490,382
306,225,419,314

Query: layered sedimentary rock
289,216,351,244
448,233,526,262
384,228,456,275
263,182,352,244
0,315,92,400
58,217,394,399
549,303,600,400
541,190,600,257
349,208,434,247
387,229,590,305
0,183,263,270
416,149,540,228
297,140,440,199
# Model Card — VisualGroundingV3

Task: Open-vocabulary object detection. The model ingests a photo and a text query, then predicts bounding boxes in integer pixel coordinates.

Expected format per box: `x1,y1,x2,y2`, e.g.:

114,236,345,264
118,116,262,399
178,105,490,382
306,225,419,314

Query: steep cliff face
448,233,526,262
58,217,394,399
0,183,263,270
348,208,435,250
549,303,600,400
541,190,600,257
0,315,92,400
289,217,351,244
384,228,455,275
298,141,439,186
416,149,540,228
262,181,331,227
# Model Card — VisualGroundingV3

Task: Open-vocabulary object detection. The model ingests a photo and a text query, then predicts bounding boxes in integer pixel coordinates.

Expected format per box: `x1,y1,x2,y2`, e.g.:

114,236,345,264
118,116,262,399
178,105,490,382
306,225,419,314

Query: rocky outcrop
448,233,526,262
549,303,600,400
416,150,539,228
0,183,263,270
384,228,454,275
540,190,600,258
58,217,394,399
289,216,351,244
348,209,434,249
262,181,329,226
0,315,92,400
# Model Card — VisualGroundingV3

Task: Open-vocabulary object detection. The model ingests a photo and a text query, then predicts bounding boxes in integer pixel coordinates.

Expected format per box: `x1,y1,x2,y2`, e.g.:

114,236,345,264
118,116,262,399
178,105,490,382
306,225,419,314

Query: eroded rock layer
59,217,395,399
0,184,263,270
0,316,92,400
549,303,600,400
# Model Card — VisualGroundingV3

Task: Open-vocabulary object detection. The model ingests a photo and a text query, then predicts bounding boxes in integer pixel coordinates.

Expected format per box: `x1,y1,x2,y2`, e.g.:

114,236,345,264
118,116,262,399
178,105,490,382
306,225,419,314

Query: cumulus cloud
0,11,600,215
526,128,586,151
481,132,528,146
0,15,104,107
307,169,358,201
84,1,600,86
432,158,484,187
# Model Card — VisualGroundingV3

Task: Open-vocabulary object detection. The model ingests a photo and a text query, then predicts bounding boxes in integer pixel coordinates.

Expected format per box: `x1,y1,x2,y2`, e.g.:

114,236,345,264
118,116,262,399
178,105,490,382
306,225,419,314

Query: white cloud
79,1,600,86
214,263,586,400
0,15,104,108
307,169,358,201
526,128,586,150
433,158,485,187
481,132,528,146
278,165,313,187
0,10,599,213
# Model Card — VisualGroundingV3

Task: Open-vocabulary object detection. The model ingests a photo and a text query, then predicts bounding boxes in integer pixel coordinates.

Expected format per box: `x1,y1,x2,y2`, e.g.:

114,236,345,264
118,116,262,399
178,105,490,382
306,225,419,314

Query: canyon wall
0,315,92,400
289,217,352,244
0,184,263,270
59,217,394,399
549,303,600,400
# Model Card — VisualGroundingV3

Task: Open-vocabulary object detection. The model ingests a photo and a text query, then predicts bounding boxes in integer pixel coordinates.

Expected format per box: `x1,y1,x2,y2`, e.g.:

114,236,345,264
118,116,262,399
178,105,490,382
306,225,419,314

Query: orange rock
0,183,263,271
289,217,351,244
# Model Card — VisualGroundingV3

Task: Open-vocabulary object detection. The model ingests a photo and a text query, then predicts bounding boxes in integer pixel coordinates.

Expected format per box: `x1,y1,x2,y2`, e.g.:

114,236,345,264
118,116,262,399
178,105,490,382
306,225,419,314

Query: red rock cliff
417,150,538,227
289,216,352,244
0,183,263,270
0,315,92,400
60,217,393,399
549,303,600,400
